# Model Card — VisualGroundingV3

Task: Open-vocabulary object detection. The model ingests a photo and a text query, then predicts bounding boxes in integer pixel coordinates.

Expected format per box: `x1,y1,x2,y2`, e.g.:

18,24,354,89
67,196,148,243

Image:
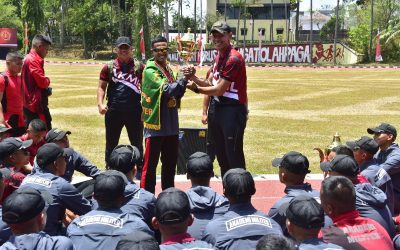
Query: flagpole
24,22,29,55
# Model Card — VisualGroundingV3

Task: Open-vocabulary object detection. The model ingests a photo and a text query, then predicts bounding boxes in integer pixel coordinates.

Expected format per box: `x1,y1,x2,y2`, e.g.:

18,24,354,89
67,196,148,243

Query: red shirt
161,233,196,245
321,210,393,250
22,49,50,113
19,133,45,165
212,45,247,105
0,70,23,115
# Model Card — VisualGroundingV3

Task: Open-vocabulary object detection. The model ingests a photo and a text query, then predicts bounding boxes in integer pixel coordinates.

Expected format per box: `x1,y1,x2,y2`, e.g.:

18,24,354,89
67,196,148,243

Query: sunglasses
152,48,169,53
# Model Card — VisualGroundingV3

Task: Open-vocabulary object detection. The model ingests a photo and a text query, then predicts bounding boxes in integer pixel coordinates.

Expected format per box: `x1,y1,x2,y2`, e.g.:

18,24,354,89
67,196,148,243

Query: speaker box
177,128,207,174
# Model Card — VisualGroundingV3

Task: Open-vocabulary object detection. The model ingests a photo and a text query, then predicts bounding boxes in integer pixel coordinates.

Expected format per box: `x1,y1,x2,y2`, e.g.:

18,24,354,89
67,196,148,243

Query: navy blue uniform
375,143,400,214
297,238,344,250
186,186,229,239
121,181,156,223
202,202,282,249
268,183,320,233
32,148,101,182
360,158,394,214
355,182,396,238
161,233,214,250
67,208,153,250
20,171,92,236
0,232,73,250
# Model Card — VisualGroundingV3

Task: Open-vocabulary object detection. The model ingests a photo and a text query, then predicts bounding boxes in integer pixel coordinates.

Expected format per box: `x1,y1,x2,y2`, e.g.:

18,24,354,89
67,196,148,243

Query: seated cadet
107,145,156,224
20,143,92,236
152,187,213,249
1,187,73,249
326,155,396,238
256,234,295,250
367,123,400,214
185,152,229,239
116,231,160,250
284,195,343,249
268,151,319,233
19,118,46,166
320,145,355,178
347,136,394,214
202,168,282,249
320,176,393,249
42,128,101,182
67,170,153,250
0,137,32,202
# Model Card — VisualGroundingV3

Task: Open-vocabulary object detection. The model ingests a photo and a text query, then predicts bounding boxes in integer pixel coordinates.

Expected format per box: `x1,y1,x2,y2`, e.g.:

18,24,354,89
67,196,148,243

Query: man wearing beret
202,168,282,249
368,122,400,214
1,187,73,249
20,143,92,236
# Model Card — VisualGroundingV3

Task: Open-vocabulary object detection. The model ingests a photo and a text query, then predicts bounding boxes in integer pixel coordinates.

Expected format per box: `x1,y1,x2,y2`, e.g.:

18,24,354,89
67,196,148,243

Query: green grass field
5,61,400,175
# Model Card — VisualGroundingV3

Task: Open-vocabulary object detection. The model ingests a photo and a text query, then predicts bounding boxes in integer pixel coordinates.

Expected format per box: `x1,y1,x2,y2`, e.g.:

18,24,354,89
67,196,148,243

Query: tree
135,0,151,59
172,15,196,32
0,2,23,46
320,17,342,41
22,0,44,36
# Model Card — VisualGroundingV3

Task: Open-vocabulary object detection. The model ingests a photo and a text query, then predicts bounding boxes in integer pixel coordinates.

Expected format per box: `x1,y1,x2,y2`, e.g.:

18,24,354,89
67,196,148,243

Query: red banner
139,26,145,60
0,28,17,48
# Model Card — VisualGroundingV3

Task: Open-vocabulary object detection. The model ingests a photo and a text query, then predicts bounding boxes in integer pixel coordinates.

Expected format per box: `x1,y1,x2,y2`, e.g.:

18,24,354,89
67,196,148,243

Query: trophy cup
177,28,196,66
314,132,342,162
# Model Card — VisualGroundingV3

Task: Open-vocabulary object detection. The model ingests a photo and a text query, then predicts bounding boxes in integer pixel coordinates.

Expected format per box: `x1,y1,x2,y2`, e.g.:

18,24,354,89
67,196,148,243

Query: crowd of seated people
0,122,399,249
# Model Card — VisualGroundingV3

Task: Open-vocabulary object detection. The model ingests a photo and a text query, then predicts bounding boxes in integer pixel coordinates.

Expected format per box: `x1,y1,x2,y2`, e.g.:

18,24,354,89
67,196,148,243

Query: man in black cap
67,170,153,250
186,21,248,178
40,128,101,182
152,187,213,249
20,143,92,236
185,152,229,239
1,187,73,249
107,144,156,225
268,151,320,234
347,136,394,213
284,195,343,249
367,122,400,214
326,154,395,237
0,137,32,202
97,36,145,173
22,34,53,130
202,168,282,249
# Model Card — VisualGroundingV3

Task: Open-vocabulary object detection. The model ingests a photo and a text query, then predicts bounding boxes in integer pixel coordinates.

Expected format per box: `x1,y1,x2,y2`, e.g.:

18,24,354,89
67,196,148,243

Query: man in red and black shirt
0,52,25,136
22,34,52,130
97,37,145,168
320,176,393,250
188,21,248,177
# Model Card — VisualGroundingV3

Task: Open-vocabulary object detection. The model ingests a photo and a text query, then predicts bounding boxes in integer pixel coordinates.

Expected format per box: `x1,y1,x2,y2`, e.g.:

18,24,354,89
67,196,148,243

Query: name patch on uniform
23,176,52,187
225,215,272,231
78,215,124,228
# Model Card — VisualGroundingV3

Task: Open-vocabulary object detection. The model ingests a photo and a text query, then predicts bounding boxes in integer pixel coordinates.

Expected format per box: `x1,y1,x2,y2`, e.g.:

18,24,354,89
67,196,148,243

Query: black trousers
140,135,178,194
24,106,52,130
213,105,247,177
104,109,143,165
206,108,216,162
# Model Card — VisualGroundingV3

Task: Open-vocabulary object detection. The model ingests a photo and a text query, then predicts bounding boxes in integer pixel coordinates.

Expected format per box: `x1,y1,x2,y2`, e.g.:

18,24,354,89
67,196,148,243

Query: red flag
375,29,383,62
139,26,145,60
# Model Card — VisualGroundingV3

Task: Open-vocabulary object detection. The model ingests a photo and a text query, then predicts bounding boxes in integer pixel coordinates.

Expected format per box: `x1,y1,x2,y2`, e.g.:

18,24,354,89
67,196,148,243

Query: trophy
177,28,196,65
314,132,342,162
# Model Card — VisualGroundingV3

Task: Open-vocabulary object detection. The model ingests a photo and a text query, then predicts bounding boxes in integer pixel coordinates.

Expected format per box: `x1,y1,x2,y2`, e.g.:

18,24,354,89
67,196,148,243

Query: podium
177,128,207,174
